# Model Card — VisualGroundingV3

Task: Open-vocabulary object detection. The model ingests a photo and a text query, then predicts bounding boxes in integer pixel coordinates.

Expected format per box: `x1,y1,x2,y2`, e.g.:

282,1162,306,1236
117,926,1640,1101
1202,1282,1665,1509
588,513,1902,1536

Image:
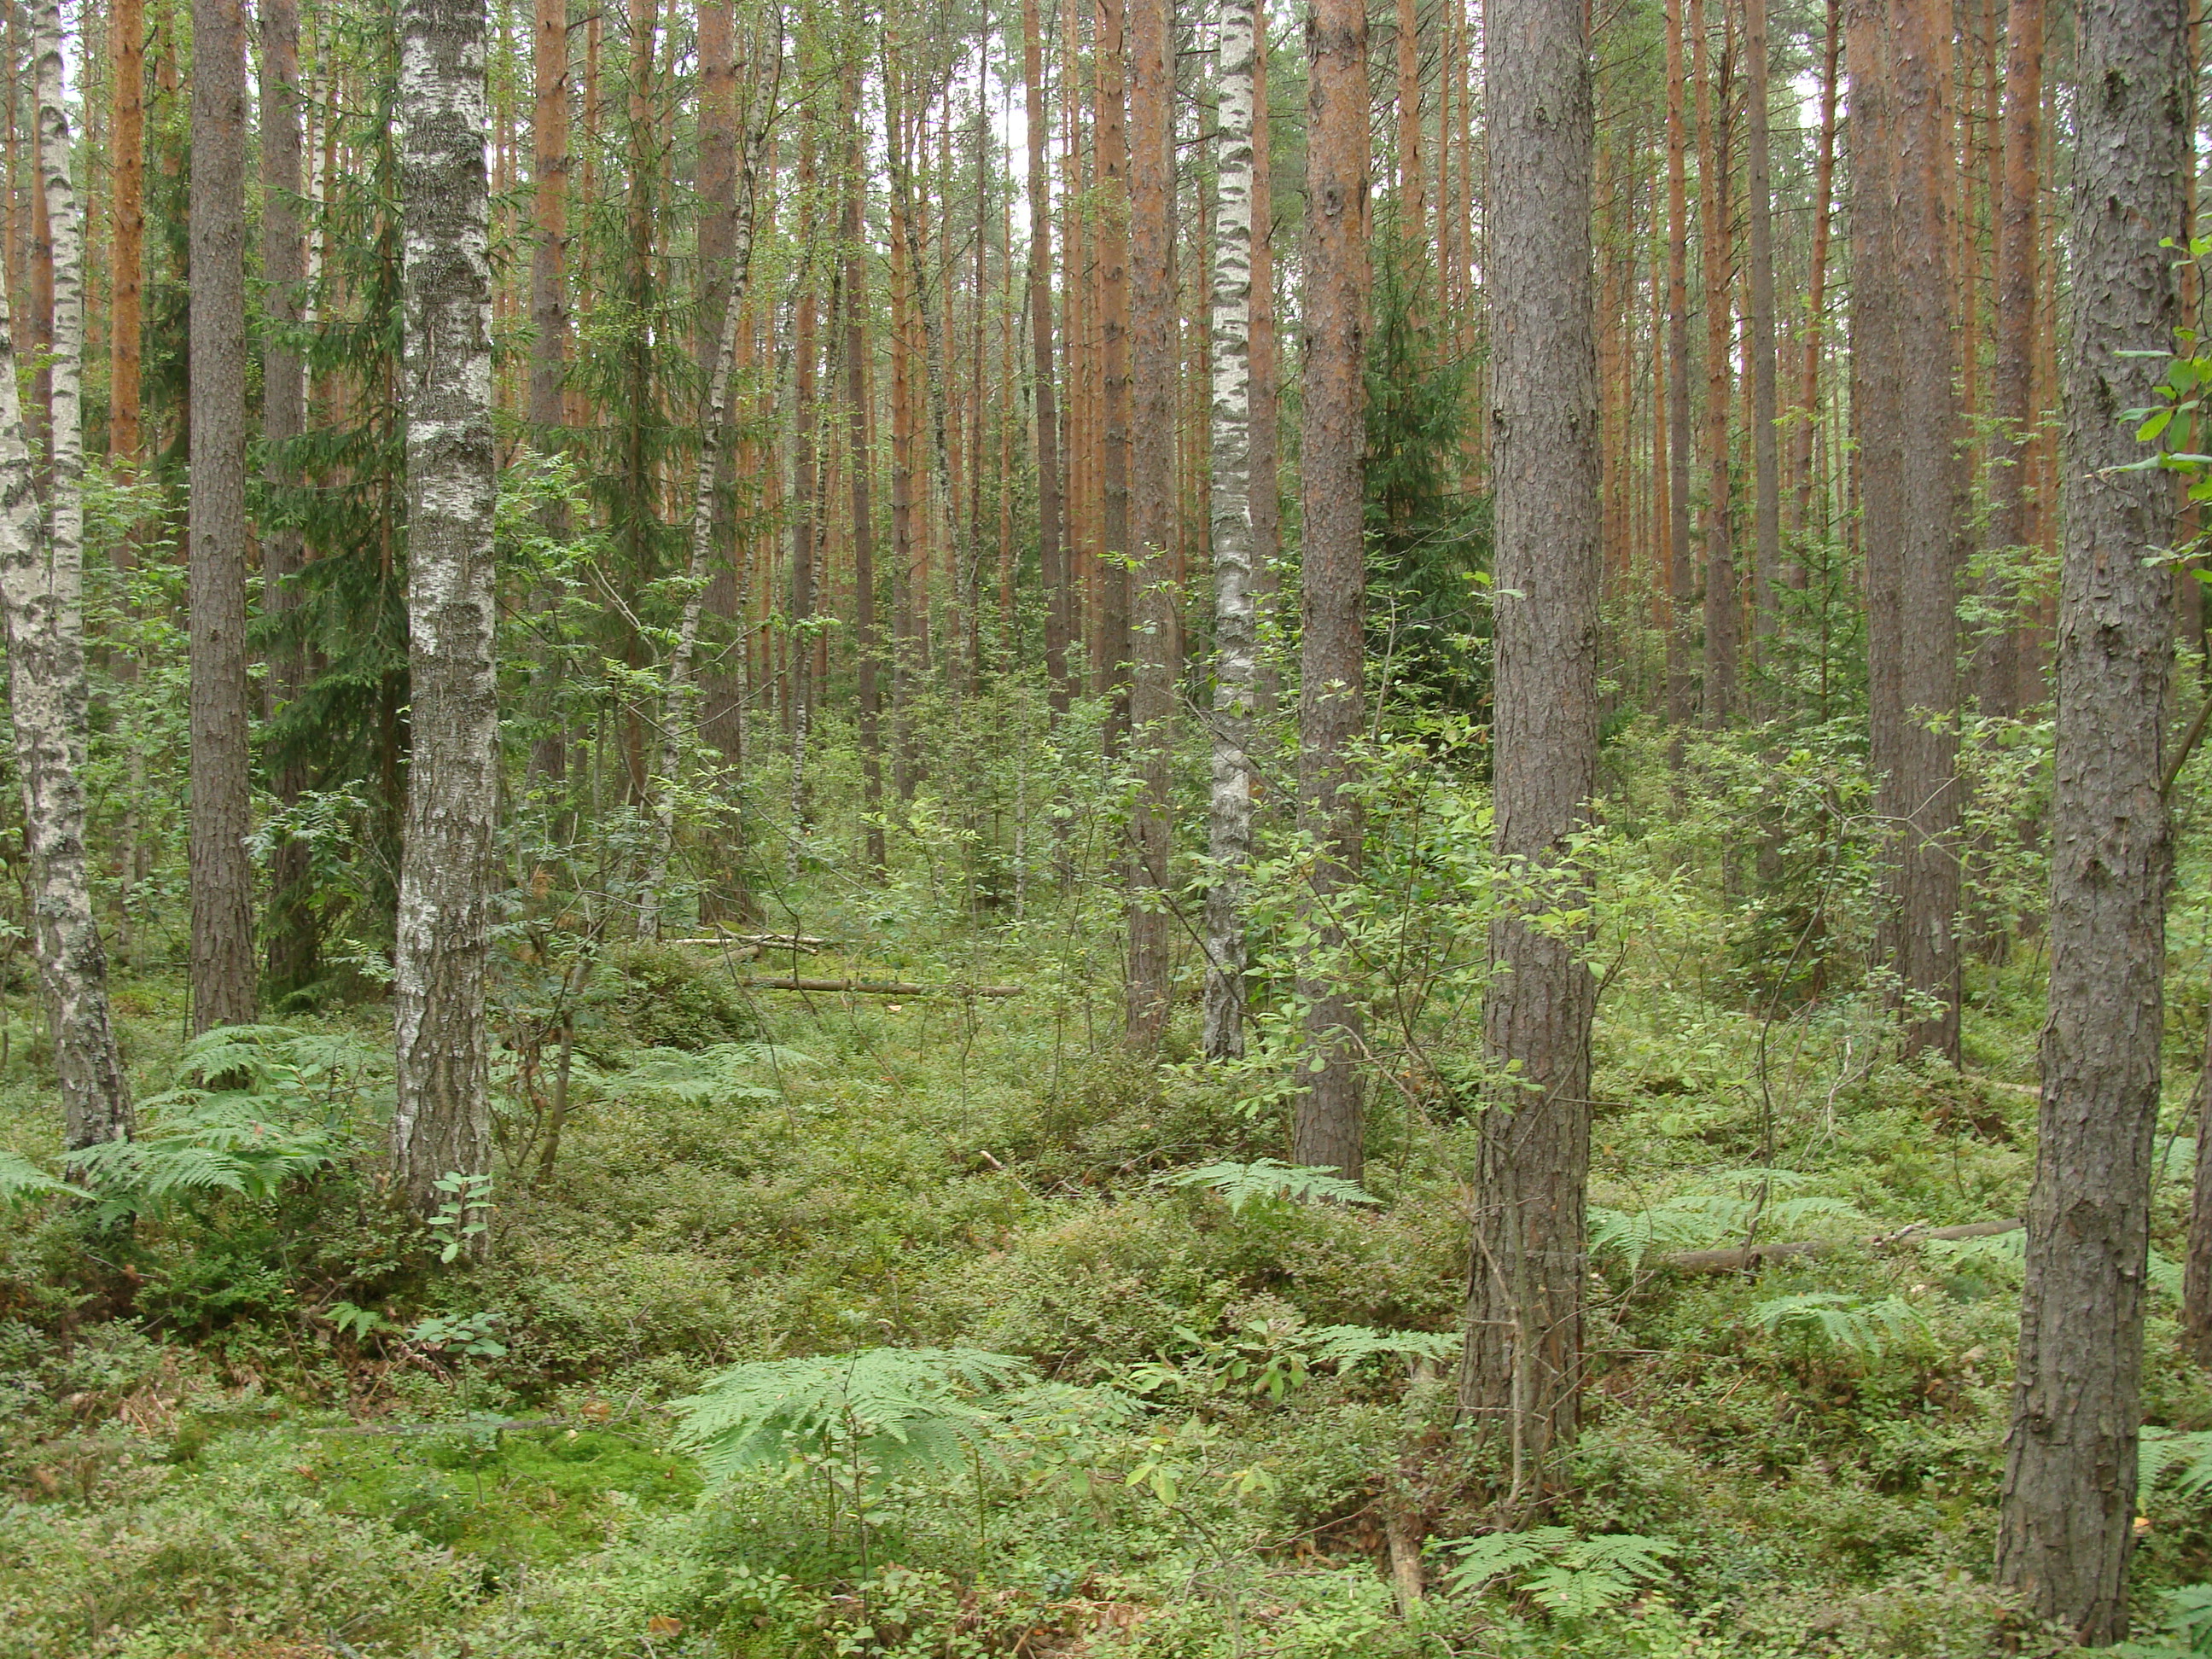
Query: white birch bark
3,0,132,1148
1202,0,1257,1061
391,0,498,1211
636,77,780,939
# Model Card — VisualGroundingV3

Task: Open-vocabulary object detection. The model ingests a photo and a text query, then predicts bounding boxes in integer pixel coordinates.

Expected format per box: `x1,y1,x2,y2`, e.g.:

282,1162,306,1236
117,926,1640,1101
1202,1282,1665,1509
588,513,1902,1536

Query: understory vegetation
9,711,2212,1659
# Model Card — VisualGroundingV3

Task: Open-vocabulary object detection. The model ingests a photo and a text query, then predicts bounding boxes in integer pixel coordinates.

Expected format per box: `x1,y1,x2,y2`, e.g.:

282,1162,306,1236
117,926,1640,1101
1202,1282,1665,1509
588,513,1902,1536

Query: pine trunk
187,0,255,1033
1202,0,1256,1061
391,0,499,1213
1742,0,1780,673
1123,0,1175,1049
108,0,143,470
1096,0,1132,745
1790,0,1839,548
1854,0,1965,1062
1024,0,1068,712
1663,0,1696,732
1691,0,1736,725
1459,0,1601,1500
261,0,314,997
1979,0,2041,717
1995,0,2187,1637
1292,0,1368,1180
840,55,886,880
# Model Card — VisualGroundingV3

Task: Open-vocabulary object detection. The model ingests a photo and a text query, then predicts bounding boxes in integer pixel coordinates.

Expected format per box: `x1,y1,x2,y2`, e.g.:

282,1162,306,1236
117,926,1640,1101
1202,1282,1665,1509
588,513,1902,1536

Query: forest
0,0,2203,1650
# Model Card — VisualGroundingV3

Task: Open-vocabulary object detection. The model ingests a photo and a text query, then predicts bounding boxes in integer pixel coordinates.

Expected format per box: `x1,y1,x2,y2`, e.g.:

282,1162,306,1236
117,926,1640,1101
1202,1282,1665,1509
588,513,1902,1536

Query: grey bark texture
1291,0,1368,1180
1994,0,2188,1635
1202,0,1256,1062
0,0,131,1150
391,0,499,1212
1458,0,1601,1501
188,0,257,1032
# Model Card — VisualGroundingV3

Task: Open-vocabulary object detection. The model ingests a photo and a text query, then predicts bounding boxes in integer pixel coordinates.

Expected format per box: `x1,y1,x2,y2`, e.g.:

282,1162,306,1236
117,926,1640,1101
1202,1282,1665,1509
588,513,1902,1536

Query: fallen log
1656,1216,2023,1274
741,975,1026,998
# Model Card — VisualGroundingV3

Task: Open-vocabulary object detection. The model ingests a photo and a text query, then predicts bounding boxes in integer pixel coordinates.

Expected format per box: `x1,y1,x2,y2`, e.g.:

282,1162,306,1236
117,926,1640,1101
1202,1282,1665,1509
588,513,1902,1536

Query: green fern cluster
1154,1159,1382,1214
602,1043,812,1106
1748,1291,1924,1358
63,1026,360,1222
670,1346,1035,1481
1589,1168,1864,1266
1438,1526,1676,1618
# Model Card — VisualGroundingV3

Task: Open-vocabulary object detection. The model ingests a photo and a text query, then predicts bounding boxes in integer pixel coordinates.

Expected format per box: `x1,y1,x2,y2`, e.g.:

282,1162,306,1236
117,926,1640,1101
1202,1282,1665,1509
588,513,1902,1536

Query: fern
1587,1171,1863,1268
66,1092,347,1221
1155,1158,1381,1214
2140,1428,2212,1508
0,1149,90,1207
1440,1526,1675,1616
1749,1292,1924,1358
604,1043,812,1105
1308,1324,1459,1371
670,1346,1035,1482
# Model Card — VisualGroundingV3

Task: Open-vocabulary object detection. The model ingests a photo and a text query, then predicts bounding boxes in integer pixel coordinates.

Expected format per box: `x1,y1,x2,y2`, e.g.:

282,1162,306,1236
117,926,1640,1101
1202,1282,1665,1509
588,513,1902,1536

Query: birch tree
1202,0,1256,1062
0,0,132,1150
391,0,500,1212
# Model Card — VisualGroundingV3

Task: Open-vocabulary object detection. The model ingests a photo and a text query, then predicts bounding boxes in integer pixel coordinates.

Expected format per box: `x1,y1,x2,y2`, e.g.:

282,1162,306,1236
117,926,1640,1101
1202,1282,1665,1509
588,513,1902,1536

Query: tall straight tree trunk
1663,0,1695,732
1095,0,1133,745
696,0,746,770
1123,0,1174,1049
636,87,775,939
1394,0,1423,248
188,0,255,1033
841,56,886,880
1202,0,1256,1062
1292,0,1368,1179
261,0,315,997
3,0,131,1149
1459,0,1600,1501
108,0,143,470
786,118,820,846
1854,0,1965,1062
1249,14,1281,719
529,0,569,434
1995,0,2186,1636
1691,0,1736,724
1790,0,1839,548
1741,0,1779,676
1979,0,2041,717
391,0,498,1213
1024,0,1068,713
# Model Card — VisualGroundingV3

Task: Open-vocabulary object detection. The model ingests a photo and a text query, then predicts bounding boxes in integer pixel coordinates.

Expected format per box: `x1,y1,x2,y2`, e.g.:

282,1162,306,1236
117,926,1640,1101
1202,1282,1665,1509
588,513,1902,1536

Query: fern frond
1308,1324,1458,1370
670,1346,1034,1482
1155,1159,1382,1214
1438,1526,1674,1613
2140,1427,2212,1507
0,1150,90,1206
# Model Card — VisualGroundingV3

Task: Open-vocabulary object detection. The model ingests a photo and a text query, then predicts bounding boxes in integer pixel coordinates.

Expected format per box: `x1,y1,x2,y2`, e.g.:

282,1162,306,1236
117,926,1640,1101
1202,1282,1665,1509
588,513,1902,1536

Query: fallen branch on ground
742,976,1025,998
1656,1217,2023,1274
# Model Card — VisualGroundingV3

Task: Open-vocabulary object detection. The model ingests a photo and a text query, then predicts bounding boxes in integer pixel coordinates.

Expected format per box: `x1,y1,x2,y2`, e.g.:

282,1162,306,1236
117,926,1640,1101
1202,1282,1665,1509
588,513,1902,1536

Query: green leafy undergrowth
310,1422,702,1564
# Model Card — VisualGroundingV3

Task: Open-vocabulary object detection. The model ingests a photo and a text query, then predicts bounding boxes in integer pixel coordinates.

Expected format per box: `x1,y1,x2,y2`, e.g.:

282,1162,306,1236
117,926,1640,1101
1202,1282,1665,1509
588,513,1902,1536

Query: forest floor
4,909,2212,1657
